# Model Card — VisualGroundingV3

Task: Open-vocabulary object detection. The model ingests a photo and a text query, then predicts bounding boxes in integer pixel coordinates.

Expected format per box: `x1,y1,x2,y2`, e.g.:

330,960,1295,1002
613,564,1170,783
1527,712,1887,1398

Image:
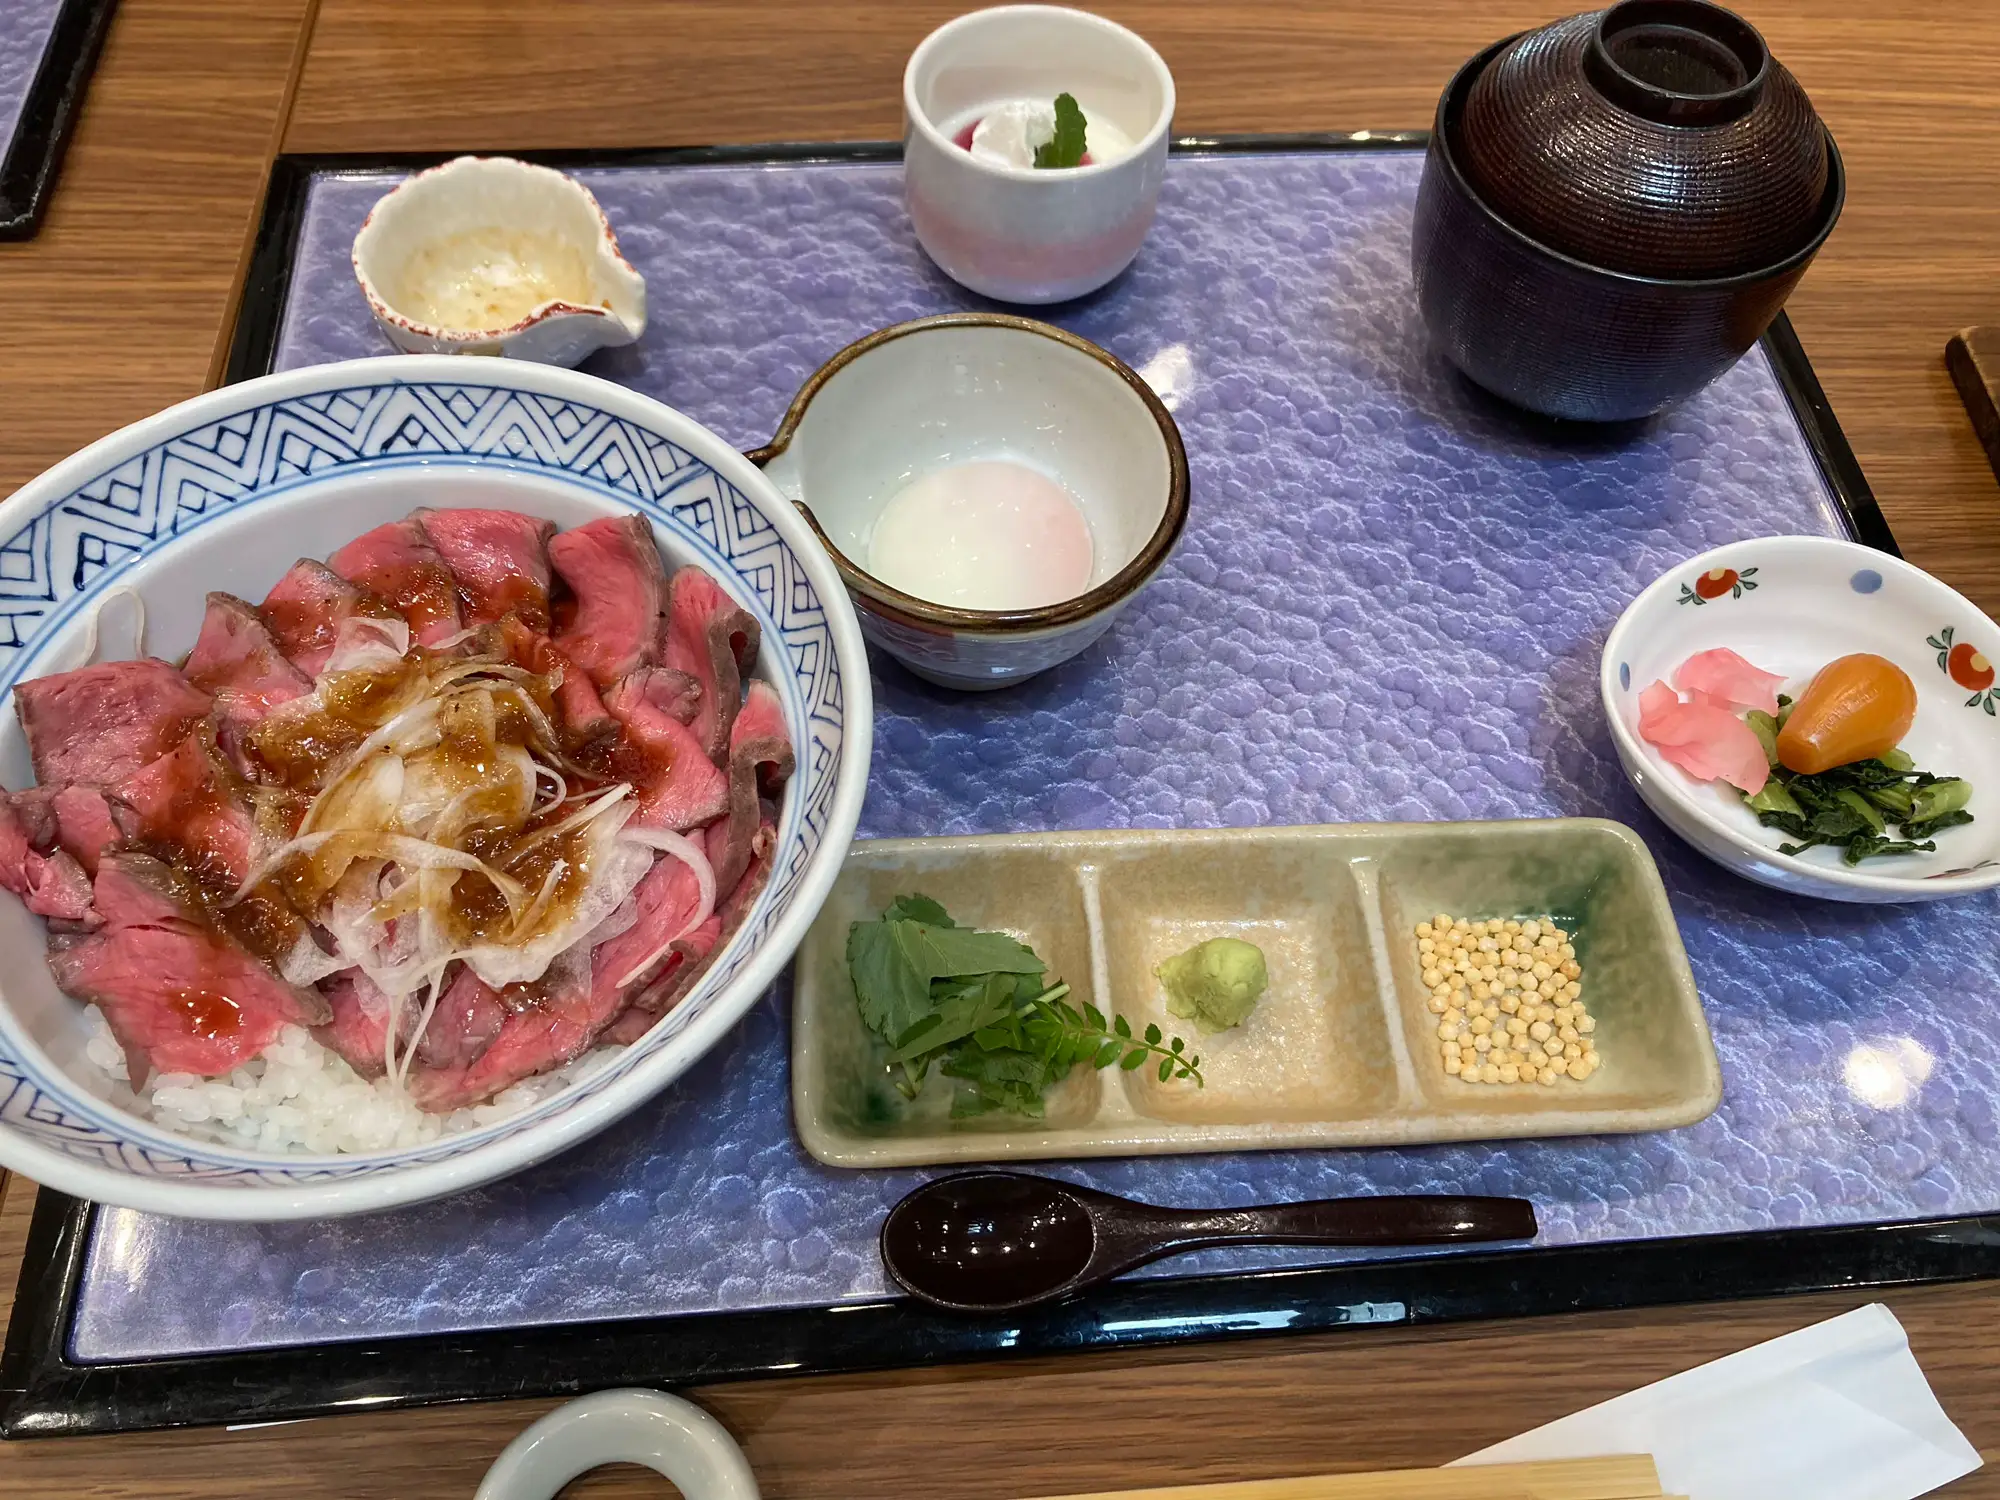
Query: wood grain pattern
282,0,2000,617
1948,327,2000,483
1,1,1999,1496
1024,1455,1663,1500
0,0,319,503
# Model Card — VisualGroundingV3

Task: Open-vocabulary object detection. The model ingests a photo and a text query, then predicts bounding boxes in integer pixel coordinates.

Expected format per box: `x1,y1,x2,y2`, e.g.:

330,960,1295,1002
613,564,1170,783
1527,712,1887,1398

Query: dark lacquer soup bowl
1411,0,1844,422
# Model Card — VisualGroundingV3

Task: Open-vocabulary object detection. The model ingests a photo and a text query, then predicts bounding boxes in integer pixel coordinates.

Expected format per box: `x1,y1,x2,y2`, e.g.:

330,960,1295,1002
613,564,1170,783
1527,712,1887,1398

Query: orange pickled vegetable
1775,653,1917,774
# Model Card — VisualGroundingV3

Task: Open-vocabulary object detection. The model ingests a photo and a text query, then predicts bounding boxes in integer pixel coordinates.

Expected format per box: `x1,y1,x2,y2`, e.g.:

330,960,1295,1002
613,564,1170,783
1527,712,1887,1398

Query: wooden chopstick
1024,1454,1663,1500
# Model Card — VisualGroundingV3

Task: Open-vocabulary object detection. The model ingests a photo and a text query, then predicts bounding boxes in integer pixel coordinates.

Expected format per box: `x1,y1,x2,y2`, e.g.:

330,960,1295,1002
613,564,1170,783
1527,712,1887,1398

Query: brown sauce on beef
165,986,244,1041
241,652,596,949
376,564,460,641
246,657,426,790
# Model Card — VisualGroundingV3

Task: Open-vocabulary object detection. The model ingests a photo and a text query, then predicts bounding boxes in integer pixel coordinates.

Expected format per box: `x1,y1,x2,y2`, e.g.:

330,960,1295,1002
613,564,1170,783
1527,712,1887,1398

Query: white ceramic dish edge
1601,534,2000,902
476,1391,759,1500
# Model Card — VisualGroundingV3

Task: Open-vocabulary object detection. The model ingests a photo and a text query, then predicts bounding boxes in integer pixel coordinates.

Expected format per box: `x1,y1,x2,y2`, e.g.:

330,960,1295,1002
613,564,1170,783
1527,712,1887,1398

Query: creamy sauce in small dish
866,459,1095,611
393,227,602,332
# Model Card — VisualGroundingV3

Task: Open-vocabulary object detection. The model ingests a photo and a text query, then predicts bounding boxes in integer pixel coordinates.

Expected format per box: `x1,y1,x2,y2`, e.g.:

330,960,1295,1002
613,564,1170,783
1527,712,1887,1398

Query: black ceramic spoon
880,1170,1538,1314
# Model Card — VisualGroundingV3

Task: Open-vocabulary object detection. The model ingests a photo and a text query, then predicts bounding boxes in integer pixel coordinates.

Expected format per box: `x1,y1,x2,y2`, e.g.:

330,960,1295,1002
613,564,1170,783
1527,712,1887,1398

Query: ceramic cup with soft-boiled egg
749,314,1189,690
903,5,1176,304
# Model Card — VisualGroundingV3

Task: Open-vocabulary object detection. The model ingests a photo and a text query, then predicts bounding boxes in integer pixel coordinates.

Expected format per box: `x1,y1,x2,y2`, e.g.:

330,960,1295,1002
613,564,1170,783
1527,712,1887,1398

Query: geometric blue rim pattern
0,378,845,1184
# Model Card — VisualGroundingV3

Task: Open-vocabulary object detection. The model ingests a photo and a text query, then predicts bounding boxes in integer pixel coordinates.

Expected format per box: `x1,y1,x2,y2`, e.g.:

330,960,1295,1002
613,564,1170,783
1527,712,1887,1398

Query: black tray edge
0,0,118,240
6,1180,1999,1439
5,130,1947,1440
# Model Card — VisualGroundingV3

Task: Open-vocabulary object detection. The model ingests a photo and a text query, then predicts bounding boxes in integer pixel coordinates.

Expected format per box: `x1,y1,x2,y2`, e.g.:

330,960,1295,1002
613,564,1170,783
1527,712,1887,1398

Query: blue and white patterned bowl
0,356,872,1219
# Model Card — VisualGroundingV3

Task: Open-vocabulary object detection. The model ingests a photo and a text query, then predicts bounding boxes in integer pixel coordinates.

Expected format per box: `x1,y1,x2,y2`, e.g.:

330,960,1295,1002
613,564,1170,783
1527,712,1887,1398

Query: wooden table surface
1,0,1998,1494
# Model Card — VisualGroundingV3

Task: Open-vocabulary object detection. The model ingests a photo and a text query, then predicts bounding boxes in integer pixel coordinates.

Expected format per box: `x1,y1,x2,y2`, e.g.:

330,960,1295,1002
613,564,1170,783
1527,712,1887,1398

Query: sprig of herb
847,894,1201,1118
1034,93,1089,169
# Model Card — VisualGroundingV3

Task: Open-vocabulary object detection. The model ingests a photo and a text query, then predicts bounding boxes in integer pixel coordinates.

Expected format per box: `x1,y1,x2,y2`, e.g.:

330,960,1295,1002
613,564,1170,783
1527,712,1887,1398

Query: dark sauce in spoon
881,1173,1096,1308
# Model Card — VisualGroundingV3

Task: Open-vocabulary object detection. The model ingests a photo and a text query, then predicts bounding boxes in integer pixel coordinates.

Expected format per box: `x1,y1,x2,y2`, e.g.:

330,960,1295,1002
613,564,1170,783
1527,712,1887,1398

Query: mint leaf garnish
1034,92,1088,169
848,895,1203,1112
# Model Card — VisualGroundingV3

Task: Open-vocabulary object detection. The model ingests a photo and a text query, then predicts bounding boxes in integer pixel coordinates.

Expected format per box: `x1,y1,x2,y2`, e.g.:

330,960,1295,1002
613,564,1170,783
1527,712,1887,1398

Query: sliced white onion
459,834,652,990
280,929,347,987
612,829,718,988
63,585,148,670
308,752,406,841
502,783,632,863
394,967,448,1090
231,830,527,915
510,858,569,940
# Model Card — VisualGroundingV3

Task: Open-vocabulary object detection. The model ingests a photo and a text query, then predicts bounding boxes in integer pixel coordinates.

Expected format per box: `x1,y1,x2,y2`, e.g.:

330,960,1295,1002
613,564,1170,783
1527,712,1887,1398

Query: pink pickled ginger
1637,679,1770,794
1673,648,1785,715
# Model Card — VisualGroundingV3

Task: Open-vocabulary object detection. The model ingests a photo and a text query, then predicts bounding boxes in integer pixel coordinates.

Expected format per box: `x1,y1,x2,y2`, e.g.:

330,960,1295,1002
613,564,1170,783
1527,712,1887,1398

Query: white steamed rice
79,1004,620,1154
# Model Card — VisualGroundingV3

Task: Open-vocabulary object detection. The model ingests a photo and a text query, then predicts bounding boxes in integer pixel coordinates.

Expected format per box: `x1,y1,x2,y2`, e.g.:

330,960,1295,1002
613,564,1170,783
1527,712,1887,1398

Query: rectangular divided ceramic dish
793,820,1722,1167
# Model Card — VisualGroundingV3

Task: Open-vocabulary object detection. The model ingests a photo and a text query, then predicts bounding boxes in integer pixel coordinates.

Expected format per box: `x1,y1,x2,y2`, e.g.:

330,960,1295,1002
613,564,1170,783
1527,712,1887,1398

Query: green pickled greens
1737,699,1975,865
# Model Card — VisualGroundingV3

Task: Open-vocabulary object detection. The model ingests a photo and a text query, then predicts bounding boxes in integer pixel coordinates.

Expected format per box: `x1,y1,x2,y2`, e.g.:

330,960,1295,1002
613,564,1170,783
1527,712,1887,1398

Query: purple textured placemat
70,149,2000,1363
0,0,61,165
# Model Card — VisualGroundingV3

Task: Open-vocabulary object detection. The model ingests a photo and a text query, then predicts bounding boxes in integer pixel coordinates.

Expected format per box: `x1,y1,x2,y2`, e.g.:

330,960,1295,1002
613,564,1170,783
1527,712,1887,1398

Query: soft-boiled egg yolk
866,460,1095,612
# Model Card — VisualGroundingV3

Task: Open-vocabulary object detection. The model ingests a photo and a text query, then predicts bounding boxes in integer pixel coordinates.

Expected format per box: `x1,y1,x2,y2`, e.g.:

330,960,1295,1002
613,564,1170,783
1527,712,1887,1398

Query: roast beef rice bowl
0,506,792,1153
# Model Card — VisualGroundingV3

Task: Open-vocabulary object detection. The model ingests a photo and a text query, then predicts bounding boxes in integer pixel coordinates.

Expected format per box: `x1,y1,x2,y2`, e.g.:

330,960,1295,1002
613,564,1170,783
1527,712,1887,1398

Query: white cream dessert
950,98,1136,169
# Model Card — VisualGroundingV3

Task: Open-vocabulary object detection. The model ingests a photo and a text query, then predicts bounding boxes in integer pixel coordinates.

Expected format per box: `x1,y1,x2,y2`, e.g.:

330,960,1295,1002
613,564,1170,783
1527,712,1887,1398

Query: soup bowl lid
1456,0,1834,280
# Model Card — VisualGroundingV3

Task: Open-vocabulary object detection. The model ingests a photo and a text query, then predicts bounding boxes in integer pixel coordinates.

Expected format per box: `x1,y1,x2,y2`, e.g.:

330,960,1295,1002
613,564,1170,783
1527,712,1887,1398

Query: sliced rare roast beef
5,788,57,849
603,853,709,996
48,785,134,874
662,566,761,763
117,729,261,885
0,796,95,924
407,851,705,1112
605,669,728,830
626,910,724,1018
114,730,319,970
15,659,211,788
416,965,507,1072
315,966,507,1080
313,970,408,1079
547,514,666,688
709,679,794,897
183,592,312,717
551,652,621,747
600,912,723,1045
259,559,391,677
610,803,777,1043
712,800,779,937
328,518,463,647
50,854,328,1082
416,508,557,631
489,615,621,749
624,663,699,724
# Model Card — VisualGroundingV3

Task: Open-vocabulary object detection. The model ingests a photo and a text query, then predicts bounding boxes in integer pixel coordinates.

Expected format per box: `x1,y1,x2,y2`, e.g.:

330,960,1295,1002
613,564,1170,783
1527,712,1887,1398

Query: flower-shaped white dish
1602,535,2000,902
352,156,646,366
750,313,1188,690
0,355,870,1219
